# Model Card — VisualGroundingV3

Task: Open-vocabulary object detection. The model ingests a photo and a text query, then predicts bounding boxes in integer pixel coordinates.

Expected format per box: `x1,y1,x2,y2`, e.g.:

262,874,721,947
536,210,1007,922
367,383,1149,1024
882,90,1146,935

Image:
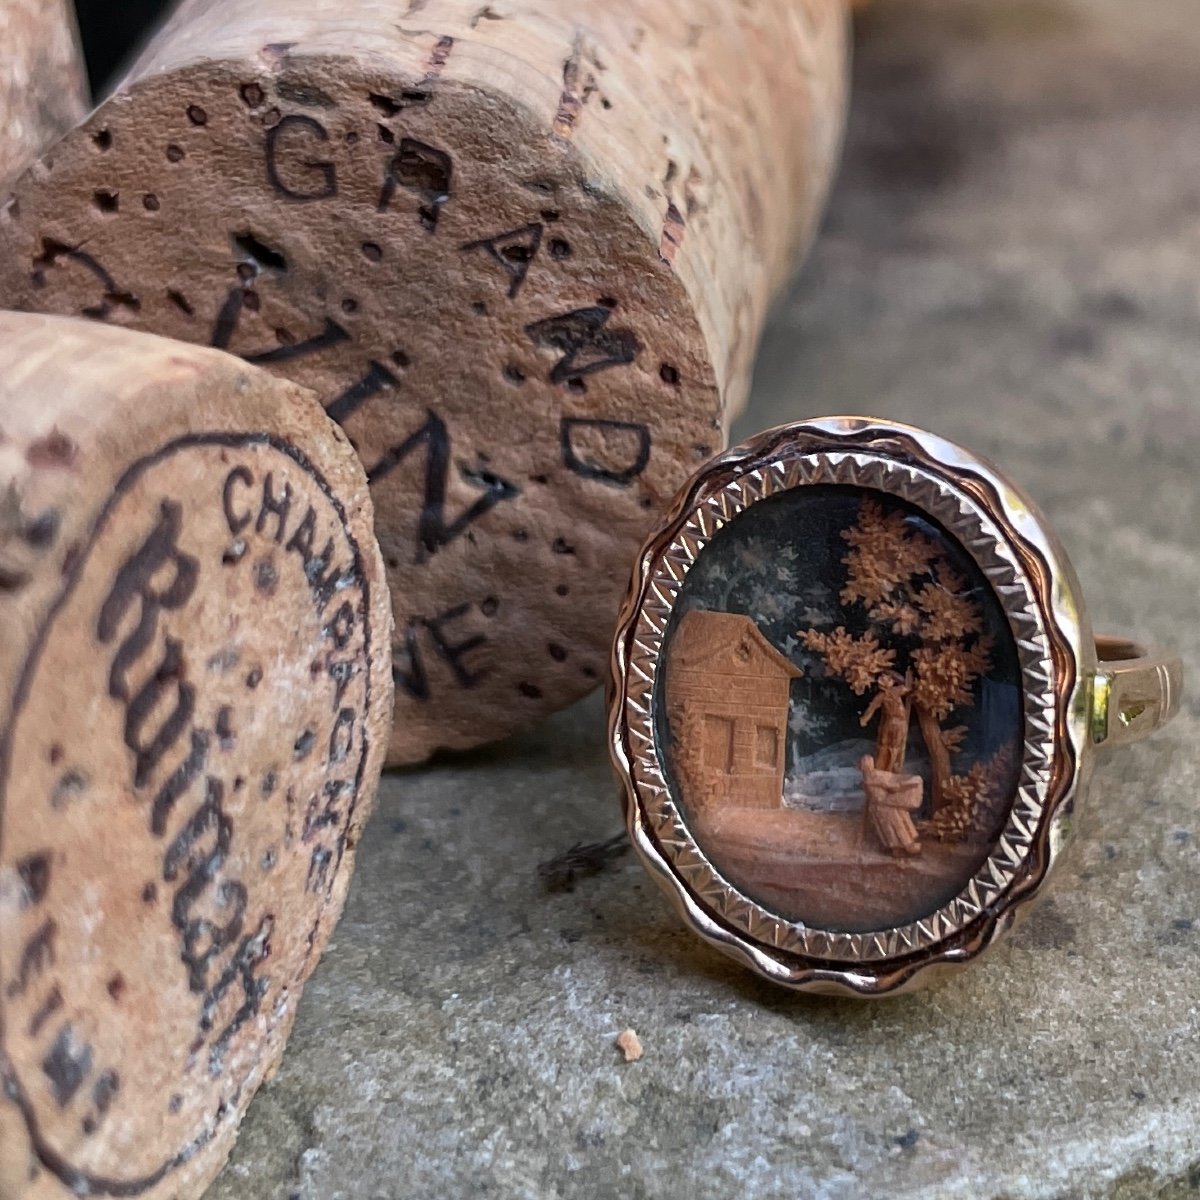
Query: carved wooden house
666,610,801,812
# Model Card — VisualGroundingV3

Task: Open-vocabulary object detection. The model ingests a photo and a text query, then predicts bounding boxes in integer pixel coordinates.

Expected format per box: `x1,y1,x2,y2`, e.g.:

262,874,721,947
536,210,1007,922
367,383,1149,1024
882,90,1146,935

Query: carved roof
670,610,802,681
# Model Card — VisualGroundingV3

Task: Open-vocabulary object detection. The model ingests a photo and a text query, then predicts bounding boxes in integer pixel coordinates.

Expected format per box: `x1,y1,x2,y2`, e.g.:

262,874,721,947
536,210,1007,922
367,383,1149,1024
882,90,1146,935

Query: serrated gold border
609,418,1093,995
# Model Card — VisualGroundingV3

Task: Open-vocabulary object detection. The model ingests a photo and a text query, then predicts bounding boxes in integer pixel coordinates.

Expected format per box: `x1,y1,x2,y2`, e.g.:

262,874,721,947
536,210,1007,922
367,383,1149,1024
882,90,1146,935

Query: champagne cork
0,0,850,764
0,0,88,189
0,313,392,1200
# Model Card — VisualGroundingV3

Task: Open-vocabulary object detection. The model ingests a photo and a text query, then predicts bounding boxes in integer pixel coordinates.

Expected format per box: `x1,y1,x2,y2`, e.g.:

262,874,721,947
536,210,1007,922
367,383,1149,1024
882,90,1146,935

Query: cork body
0,0,88,188
0,314,393,1200
0,0,849,763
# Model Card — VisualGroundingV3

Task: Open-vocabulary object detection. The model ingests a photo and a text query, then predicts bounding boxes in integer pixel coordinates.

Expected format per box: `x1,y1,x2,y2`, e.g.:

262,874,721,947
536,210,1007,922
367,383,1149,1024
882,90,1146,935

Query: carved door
703,714,735,773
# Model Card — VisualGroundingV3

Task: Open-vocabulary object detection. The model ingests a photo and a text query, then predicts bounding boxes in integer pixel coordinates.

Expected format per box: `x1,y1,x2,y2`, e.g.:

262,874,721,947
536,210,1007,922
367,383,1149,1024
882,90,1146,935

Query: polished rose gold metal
608,417,1183,996
1091,636,1182,749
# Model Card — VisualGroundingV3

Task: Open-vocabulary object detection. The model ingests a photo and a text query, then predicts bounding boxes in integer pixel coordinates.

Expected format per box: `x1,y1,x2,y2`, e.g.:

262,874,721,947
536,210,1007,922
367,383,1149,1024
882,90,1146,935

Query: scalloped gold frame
609,418,1095,996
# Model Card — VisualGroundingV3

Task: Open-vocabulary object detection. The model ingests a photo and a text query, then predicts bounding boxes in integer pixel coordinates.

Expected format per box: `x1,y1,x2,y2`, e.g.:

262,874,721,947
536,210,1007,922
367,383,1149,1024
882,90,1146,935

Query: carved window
703,715,735,772
755,725,779,769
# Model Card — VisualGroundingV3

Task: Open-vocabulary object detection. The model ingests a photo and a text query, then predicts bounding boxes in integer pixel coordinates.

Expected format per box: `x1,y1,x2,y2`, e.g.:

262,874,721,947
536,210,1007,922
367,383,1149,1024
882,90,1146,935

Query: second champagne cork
0,313,392,1200
0,0,850,763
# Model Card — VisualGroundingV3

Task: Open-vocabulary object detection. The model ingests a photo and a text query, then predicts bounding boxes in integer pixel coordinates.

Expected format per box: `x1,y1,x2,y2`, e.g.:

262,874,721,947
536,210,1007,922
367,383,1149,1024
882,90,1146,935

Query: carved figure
859,671,912,773
859,754,923,857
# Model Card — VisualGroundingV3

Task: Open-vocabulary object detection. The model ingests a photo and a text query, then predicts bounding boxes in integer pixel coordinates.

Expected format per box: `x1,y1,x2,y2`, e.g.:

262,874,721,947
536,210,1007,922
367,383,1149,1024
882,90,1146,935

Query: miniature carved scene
658,486,1023,933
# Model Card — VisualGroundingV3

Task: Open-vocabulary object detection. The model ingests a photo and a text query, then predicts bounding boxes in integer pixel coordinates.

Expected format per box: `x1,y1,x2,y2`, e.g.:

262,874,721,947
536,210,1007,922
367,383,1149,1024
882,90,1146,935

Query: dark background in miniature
74,0,171,93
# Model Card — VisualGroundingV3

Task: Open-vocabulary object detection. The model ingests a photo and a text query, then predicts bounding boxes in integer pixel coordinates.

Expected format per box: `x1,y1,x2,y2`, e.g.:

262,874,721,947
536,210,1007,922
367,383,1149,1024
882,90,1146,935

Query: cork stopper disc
0,314,391,1200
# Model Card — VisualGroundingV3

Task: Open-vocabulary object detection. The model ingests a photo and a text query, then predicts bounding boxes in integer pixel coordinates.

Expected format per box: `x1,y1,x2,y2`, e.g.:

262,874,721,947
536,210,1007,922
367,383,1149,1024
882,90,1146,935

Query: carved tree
928,741,1016,843
800,498,993,815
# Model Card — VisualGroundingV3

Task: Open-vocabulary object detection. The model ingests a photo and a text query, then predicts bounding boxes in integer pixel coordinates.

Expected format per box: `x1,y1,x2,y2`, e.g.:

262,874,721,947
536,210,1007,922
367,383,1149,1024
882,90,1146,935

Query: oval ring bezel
609,417,1093,995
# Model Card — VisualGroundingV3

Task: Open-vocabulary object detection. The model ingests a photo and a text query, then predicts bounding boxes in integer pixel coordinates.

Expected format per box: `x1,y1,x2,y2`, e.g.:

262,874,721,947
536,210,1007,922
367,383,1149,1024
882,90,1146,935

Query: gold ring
608,417,1183,996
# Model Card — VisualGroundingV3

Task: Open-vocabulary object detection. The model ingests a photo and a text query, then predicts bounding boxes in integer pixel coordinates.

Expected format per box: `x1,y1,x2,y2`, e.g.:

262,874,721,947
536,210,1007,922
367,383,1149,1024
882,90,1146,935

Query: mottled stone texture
208,0,1200,1196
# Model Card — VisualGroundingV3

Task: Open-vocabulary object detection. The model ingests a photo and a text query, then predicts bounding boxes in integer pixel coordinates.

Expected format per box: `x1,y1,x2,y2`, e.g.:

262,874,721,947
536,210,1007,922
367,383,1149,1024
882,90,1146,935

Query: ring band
609,417,1183,996
1092,635,1182,748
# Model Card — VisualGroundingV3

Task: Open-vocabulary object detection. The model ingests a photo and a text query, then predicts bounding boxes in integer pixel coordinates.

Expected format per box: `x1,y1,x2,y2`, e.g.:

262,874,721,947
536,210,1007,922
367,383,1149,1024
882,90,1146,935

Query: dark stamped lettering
244,318,349,366
266,115,338,202
393,601,490,701
222,466,254,534
30,238,139,321
200,916,273,1078
561,416,652,486
97,501,199,788
366,411,519,562
0,434,375,1195
527,306,641,385
7,918,56,999
378,138,453,232
210,279,349,364
462,223,544,298
325,360,400,426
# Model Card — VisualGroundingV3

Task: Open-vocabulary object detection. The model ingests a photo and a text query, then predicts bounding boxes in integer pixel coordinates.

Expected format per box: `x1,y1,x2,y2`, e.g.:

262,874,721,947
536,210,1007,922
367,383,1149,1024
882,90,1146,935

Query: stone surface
207,0,1200,1196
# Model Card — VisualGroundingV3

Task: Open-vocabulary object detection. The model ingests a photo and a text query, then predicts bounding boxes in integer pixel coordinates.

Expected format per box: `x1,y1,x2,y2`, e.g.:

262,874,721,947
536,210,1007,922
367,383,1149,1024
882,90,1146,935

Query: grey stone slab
209,1,1200,1196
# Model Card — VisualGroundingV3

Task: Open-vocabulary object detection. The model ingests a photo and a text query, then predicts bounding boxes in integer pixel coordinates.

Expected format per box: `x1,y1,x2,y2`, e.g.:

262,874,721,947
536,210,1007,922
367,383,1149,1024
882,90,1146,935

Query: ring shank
1092,634,1183,747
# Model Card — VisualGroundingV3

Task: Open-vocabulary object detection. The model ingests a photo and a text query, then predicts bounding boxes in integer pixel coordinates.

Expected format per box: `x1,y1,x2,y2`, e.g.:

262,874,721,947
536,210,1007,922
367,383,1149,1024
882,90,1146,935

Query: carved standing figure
859,753,923,858
859,671,912,773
